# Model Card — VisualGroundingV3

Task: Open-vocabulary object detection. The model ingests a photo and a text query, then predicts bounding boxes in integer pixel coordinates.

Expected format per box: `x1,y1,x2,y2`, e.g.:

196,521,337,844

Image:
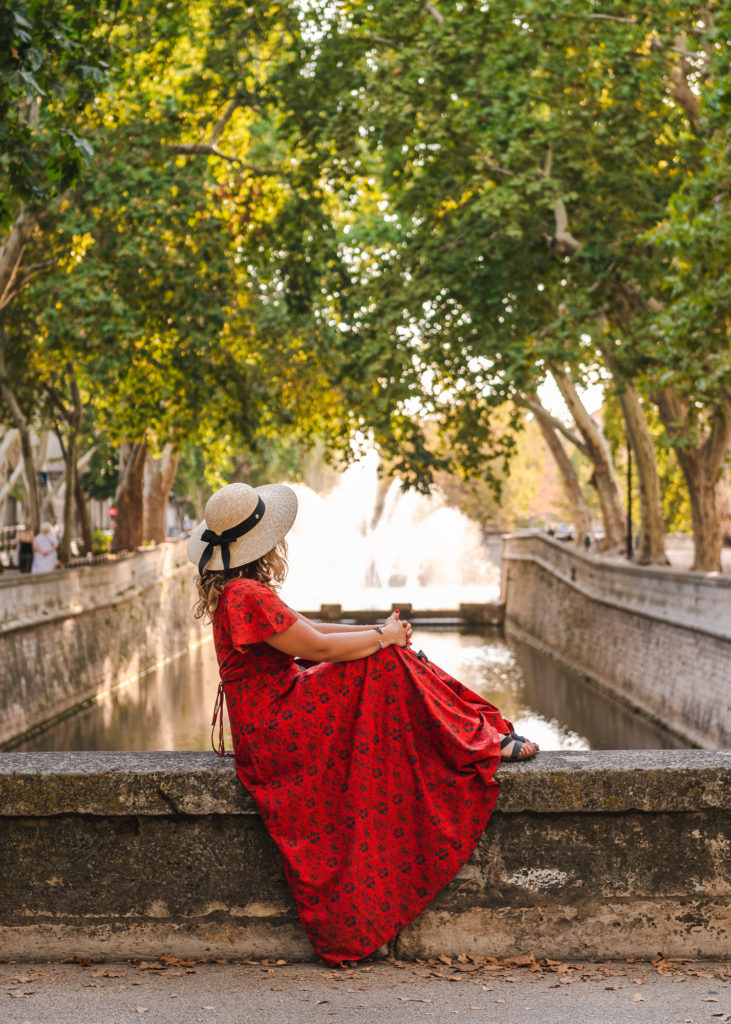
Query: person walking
188,482,537,965
31,522,59,574
11,525,34,573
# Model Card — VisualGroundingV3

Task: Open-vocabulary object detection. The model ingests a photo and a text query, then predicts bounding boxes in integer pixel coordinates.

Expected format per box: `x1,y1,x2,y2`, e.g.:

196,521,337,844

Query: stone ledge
1,749,729,817
502,531,731,642
501,533,731,749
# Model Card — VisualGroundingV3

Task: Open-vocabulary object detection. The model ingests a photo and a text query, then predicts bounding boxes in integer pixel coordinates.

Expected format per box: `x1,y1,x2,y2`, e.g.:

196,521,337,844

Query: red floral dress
212,578,513,965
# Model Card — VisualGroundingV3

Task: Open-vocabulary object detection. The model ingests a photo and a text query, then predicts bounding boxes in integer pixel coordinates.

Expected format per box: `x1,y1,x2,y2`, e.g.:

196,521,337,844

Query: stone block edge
0,750,729,816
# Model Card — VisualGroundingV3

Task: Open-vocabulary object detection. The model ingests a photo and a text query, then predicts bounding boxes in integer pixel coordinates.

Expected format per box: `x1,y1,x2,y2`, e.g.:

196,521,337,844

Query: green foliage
0,0,117,224
268,0,715,483
2,0,729,544
91,528,111,554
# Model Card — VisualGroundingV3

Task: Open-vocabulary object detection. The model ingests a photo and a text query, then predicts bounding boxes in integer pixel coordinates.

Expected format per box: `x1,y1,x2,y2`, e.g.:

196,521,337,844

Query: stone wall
0,750,728,961
0,543,206,747
501,532,731,749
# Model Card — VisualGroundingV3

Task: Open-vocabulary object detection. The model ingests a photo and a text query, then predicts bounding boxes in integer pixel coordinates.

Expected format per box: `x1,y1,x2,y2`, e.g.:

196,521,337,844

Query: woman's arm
291,612,377,634
266,616,410,663
290,609,412,641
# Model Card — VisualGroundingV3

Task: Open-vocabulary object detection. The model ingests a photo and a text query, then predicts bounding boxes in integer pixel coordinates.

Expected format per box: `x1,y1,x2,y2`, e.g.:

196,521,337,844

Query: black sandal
509,730,539,750
500,734,538,763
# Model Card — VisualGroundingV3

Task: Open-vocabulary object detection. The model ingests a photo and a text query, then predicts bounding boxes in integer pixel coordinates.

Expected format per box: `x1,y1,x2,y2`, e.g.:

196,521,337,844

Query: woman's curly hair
193,540,289,623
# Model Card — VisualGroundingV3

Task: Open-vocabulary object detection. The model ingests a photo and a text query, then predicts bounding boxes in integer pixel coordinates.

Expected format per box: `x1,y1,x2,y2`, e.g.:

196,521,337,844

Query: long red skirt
214,579,512,964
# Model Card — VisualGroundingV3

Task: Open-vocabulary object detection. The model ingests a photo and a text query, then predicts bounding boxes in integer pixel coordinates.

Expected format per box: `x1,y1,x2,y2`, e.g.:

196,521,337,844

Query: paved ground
614,535,731,573
2,956,729,1024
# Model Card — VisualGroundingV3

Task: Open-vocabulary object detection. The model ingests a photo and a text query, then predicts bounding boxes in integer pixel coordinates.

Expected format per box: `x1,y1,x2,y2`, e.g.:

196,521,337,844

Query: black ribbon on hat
198,496,266,575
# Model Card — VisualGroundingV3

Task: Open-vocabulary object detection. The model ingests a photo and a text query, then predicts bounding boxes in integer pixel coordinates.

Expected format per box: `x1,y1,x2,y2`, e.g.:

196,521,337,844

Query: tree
271,0,726,567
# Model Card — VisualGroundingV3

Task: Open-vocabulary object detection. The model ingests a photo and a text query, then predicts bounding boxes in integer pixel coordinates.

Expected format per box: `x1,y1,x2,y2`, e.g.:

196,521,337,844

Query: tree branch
44,381,72,423
210,97,242,146
425,2,444,26
557,13,638,25
525,397,588,455
0,205,39,309
0,257,57,312
167,142,282,175
0,427,19,465
700,402,731,471
539,145,583,256
668,32,701,134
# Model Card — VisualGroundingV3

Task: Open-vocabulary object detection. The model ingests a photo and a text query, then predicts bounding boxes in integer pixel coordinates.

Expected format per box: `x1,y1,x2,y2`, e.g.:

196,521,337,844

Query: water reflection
13,628,687,752
13,641,228,754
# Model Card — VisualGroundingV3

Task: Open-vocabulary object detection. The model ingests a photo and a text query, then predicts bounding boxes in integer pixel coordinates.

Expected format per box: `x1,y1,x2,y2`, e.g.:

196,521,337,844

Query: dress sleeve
225,580,298,647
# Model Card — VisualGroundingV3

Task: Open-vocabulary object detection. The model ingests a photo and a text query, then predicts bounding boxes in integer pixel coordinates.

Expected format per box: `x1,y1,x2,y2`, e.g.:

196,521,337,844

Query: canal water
13,626,686,753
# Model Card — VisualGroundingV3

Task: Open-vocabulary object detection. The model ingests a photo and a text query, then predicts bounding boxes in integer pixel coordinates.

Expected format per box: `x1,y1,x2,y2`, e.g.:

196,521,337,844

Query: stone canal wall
0,543,206,748
0,750,728,961
501,532,731,749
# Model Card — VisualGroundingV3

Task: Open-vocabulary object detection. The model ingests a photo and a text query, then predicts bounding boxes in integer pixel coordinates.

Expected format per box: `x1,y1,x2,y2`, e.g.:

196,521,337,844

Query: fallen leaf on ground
159,956,197,968
135,1007,148,1013
438,955,452,966
632,994,645,1002
398,997,432,1002
702,997,719,1002
8,991,34,998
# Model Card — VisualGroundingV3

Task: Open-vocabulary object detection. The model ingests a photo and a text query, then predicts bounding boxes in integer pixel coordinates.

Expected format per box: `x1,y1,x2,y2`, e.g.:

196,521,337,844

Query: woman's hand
383,610,412,647
381,617,410,649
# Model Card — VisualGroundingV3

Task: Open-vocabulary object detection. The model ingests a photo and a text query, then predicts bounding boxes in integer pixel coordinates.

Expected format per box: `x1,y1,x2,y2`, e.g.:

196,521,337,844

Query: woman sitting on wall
189,482,538,966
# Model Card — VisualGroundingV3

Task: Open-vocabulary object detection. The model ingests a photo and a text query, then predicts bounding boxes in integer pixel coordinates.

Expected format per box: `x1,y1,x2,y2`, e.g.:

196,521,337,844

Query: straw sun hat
187,482,298,576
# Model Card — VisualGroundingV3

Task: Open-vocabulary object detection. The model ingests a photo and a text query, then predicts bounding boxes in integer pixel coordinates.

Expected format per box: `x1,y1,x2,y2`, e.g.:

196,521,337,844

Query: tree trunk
682,456,723,572
529,397,593,545
718,469,731,547
0,333,41,532
0,430,23,516
74,467,93,555
654,387,731,572
57,428,77,565
142,444,180,544
551,368,626,550
0,205,38,311
111,436,148,552
616,381,669,565
46,365,85,564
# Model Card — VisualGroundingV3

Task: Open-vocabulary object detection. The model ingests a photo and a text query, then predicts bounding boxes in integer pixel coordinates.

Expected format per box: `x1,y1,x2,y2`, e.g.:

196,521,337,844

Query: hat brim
187,483,298,573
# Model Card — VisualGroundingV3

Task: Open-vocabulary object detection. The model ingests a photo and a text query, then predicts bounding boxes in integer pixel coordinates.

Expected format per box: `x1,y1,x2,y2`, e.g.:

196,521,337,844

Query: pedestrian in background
31,522,58,574
11,525,34,573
